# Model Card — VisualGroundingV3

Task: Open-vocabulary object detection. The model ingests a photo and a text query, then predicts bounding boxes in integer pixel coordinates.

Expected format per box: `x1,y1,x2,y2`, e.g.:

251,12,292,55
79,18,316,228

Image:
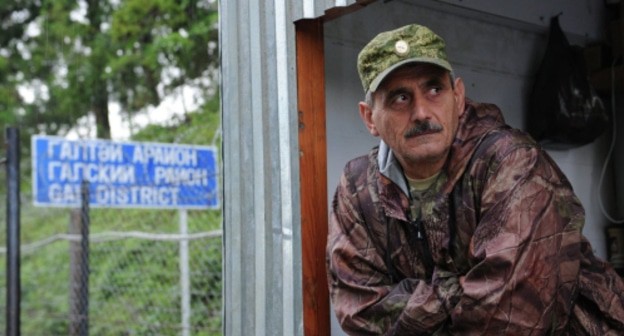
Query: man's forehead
376,63,448,92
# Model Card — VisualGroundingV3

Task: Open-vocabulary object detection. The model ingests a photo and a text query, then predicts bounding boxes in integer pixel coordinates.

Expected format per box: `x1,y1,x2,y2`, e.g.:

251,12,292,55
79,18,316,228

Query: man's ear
453,77,466,116
358,101,379,137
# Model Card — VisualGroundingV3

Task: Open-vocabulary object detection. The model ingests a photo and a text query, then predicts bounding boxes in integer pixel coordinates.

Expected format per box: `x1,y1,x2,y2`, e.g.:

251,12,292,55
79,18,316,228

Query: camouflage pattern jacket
327,100,624,335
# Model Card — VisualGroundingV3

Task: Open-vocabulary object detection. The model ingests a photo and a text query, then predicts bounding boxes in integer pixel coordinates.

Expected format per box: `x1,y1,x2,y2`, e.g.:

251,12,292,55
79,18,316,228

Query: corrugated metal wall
220,0,368,335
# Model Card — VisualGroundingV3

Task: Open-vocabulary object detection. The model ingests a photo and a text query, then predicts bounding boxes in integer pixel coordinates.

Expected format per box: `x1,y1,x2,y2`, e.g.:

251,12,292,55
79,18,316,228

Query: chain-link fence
0,196,223,335
0,140,223,335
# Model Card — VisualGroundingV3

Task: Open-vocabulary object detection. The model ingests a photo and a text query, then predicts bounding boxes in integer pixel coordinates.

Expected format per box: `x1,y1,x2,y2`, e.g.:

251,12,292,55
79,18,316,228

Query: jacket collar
377,140,409,197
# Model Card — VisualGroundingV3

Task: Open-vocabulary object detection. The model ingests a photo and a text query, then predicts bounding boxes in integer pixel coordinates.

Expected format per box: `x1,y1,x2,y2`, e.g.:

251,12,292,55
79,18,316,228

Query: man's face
359,64,465,179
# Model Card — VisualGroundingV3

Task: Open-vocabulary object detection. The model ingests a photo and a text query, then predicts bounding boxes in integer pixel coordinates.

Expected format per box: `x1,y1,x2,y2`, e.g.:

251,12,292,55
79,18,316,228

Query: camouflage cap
357,24,453,92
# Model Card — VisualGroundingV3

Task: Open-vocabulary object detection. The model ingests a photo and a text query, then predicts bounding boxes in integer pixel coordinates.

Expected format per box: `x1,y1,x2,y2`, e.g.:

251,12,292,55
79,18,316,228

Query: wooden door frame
296,18,330,336
295,4,376,334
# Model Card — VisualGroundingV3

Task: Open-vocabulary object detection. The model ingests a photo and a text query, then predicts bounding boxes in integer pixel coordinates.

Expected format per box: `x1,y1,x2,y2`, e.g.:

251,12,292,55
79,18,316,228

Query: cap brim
368,57,453,92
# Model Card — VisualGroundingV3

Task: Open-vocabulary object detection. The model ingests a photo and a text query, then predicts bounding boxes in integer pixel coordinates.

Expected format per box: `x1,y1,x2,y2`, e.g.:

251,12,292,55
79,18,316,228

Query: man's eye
394,94,409,103
429,87,442,95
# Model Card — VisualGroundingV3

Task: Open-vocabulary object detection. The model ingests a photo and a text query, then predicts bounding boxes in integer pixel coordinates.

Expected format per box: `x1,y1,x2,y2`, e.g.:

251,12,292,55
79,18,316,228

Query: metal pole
179,209,190,336
5,127,20,336
69,209,81,334
70,181,90,336
80,180,90,336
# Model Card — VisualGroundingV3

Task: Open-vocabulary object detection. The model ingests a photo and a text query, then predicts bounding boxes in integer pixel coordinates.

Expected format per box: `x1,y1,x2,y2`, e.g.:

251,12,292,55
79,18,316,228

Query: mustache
404,121,443,138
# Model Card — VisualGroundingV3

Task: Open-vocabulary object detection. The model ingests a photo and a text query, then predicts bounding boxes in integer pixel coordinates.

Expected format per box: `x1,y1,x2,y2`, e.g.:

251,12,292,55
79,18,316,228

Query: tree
0,0,218,140
0,0,41,131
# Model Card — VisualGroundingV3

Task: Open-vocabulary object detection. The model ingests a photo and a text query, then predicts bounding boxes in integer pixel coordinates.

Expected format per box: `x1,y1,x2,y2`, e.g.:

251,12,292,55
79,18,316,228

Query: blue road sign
32,136,219,209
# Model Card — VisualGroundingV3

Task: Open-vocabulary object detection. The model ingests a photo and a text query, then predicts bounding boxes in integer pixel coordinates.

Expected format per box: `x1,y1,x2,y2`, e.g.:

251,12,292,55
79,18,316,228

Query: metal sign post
179,209,190,336
69,181,90,336
5,127,21,336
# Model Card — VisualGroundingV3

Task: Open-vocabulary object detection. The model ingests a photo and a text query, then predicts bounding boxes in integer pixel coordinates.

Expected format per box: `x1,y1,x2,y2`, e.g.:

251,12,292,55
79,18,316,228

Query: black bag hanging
528,15,608,148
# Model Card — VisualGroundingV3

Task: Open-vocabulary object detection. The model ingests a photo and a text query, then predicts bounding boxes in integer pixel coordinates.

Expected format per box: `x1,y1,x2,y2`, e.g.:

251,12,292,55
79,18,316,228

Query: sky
18,82,201,140
95,85,200,140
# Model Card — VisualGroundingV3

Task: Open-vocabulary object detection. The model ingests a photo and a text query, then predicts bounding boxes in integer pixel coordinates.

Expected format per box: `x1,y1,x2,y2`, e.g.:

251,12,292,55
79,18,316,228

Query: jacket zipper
407,185,436,275
411,218,435,274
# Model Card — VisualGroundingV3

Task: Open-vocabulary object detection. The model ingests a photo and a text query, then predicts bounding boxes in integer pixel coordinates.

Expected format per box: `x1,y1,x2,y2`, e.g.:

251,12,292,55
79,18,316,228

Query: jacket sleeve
326,162,460,335
447,144,584,334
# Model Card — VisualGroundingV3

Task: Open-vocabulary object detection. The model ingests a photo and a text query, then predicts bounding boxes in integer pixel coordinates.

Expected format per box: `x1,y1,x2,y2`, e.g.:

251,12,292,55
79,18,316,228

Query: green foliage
20,245,71,335
107,0,219,127
132,92,221,146
0,0,218,141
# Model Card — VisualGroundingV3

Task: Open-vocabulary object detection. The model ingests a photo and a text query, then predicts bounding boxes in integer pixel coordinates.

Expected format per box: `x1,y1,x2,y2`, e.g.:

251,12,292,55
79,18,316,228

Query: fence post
5,127,21,336
69,180,90,336
179,209,190,336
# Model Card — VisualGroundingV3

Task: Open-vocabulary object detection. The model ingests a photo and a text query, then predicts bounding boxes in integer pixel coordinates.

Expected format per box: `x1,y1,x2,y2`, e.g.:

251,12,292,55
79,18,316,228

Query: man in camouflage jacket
326,23,624,335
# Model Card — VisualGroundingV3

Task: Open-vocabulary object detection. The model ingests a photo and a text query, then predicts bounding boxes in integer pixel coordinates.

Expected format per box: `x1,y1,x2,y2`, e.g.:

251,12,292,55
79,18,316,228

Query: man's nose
410,100,429,121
